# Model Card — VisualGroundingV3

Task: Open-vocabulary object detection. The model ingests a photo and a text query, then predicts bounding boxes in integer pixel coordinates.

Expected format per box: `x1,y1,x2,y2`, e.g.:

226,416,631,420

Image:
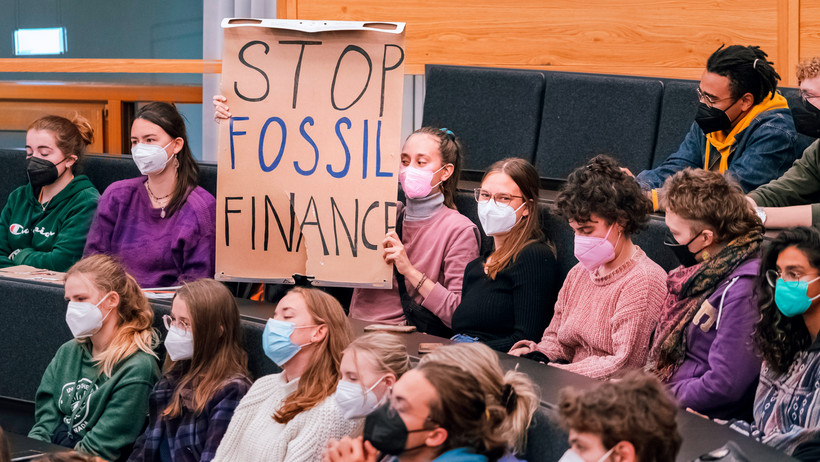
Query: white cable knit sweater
212,373,360,462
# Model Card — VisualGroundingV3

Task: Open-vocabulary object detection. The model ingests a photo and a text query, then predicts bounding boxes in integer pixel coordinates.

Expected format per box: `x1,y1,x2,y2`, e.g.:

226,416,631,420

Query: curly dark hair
558,370,682,462
555,155,652,235
754,227,819,375
706,44,780,104
662,168,762,243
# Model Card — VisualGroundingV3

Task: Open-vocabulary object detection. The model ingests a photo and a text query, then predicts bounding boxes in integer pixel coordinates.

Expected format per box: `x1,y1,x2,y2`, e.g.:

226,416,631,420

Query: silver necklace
145,181,171,218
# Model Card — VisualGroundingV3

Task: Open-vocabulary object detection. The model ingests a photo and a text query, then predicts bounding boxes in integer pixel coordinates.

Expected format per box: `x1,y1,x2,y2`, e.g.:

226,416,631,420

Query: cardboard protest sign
216,19,406,287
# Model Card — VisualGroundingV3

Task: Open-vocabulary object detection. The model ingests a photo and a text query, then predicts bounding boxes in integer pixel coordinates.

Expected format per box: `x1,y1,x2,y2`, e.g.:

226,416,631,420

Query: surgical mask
262,318,317,366
335,377,387,419
695,102,734,134
65,294,113,339
663,229,703,268
558,447,615,462
399,165,447,199
791,97,820,138
26,156,66,189
775,277,820,317
574,225,618,271
363,402,434,455
132,141,174,175
164,326,194,361
477,200,525,236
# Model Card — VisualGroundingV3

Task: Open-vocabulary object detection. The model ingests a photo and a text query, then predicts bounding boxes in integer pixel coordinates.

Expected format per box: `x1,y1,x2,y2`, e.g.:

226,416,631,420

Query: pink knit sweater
535,248,667,380
348,205,479,325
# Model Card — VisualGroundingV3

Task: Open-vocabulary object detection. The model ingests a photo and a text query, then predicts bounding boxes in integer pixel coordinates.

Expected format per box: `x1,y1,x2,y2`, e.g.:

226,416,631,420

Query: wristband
415,273,428,293
651,189,659,212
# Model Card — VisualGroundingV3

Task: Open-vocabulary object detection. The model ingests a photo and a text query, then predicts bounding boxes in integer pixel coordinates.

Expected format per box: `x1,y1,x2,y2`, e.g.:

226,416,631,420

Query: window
13,27,67,56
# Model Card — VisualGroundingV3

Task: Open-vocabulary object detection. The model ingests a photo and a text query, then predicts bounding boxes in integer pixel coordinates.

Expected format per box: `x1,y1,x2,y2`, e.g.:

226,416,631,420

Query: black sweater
451,241,558,352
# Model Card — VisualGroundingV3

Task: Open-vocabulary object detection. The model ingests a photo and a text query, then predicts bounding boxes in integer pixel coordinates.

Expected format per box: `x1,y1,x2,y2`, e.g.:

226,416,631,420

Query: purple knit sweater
84,177,216,287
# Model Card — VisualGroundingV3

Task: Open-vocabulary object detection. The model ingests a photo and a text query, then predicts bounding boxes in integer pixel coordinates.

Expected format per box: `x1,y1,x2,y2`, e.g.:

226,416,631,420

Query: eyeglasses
473,188,524,206
696,87,735,108
162,314,191,333
799,89,820,103
765,269,820,288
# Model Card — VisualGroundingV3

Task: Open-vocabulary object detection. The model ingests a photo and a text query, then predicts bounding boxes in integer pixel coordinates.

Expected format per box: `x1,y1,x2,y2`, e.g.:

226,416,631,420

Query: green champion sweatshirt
0,174,99,272
749,139,820,225
28,340,160,461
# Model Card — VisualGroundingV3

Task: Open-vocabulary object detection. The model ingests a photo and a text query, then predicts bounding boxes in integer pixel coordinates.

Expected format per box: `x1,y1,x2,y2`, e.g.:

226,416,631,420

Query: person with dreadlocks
649,168,763,421
633,45,798,206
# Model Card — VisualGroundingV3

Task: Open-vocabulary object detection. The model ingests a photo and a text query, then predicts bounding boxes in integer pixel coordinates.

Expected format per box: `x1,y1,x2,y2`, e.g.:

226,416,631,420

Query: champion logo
9,224,25,235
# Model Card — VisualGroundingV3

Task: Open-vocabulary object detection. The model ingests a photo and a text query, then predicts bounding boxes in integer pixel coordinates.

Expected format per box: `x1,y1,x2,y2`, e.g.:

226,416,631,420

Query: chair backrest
652,79,700,169
422,64,546,172
0,149,27,210
535,72,664,179
778,86,817,157
519,405,570,462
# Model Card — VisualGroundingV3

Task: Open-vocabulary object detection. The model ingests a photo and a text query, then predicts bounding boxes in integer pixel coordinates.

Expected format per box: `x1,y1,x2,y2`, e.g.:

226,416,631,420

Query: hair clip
753,58,759,69
440,127,455,138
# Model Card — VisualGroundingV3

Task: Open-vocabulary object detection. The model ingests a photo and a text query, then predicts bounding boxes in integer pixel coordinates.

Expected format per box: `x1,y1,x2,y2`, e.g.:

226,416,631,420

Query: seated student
0,115,98,271
84,102,215,287
731,227,820,454
633,45,797,197
557,370,682,462
420,343,539,458
28,255,160,461
128,279,252,462
508,155,667,380
451,158,558,352
336,332,410,421
214,99,479,335
324,362,508,462
749,57,820,228
213,287,357,462
649,169,763,421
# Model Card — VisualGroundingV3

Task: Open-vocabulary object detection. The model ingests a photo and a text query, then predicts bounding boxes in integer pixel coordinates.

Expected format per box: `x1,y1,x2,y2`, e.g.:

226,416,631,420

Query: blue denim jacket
636,107,799,193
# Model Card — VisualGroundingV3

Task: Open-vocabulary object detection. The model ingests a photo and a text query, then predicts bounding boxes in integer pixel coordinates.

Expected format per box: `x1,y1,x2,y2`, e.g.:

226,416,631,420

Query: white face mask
132,141,174,175
477,199,525,236
164,325,194,361
335,376,387,420
65,294,113,339
558,447,614,462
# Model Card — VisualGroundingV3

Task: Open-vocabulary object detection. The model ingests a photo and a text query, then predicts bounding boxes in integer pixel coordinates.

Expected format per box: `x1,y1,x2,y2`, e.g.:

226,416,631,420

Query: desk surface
7,432,69,461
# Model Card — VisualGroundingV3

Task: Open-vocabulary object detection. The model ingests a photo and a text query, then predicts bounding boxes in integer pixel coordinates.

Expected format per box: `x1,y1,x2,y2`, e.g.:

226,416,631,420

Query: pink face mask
399,165,447,199
574,224,618,271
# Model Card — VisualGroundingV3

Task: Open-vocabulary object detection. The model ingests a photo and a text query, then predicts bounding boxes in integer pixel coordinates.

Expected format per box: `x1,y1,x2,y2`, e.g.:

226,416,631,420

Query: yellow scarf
704,92,788,173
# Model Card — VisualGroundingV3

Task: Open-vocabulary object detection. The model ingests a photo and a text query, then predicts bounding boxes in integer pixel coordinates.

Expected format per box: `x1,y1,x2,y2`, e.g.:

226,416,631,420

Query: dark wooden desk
6,432,69,461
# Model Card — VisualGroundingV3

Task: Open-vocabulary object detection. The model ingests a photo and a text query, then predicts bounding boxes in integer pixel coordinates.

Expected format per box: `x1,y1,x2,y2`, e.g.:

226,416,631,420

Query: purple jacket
84,177,216,287
666,257,762,421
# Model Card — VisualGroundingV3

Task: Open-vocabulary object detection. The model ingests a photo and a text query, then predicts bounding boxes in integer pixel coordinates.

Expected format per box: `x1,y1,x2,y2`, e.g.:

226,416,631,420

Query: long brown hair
134,102,199,217
65,255,158,377
162,279,250,418
411,127,463,209
28,114,94,173
421,343,539,453
483,158,547,279
273,287,352,424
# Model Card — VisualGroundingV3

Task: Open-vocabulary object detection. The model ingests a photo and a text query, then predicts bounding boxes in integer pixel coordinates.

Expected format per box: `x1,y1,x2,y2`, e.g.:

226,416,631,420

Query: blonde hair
273,287,352,424
343,332,411,380
797,57,820,84
420,343,539,453
65,255,157,377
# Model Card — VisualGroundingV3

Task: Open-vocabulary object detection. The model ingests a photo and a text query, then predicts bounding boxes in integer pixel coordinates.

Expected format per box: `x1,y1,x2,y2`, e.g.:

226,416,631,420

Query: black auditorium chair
534,72,663,180
651,79,700,169
519,405,570,462
422,64,546,173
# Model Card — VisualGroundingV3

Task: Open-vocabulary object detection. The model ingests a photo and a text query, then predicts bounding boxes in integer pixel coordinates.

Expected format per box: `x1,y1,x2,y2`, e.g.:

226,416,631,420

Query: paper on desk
0,265,66,284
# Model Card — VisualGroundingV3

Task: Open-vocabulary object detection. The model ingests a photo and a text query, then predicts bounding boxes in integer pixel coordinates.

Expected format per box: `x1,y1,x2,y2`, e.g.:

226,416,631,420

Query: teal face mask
775,277,820,317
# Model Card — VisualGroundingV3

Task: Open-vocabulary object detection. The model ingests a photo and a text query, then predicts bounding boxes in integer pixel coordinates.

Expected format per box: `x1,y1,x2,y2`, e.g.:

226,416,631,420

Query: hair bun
501,382,518,413
71,114,95,147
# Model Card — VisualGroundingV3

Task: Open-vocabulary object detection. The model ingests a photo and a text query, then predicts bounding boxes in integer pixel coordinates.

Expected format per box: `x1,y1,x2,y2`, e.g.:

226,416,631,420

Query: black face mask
663,229,703,268
791,97,820,138
363,402,434,456
695,102,733,134
26,156,66,189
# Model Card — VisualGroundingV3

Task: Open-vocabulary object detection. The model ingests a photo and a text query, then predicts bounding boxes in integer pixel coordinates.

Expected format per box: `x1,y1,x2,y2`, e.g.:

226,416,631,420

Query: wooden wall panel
801,1,820,72
288,0,782,80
